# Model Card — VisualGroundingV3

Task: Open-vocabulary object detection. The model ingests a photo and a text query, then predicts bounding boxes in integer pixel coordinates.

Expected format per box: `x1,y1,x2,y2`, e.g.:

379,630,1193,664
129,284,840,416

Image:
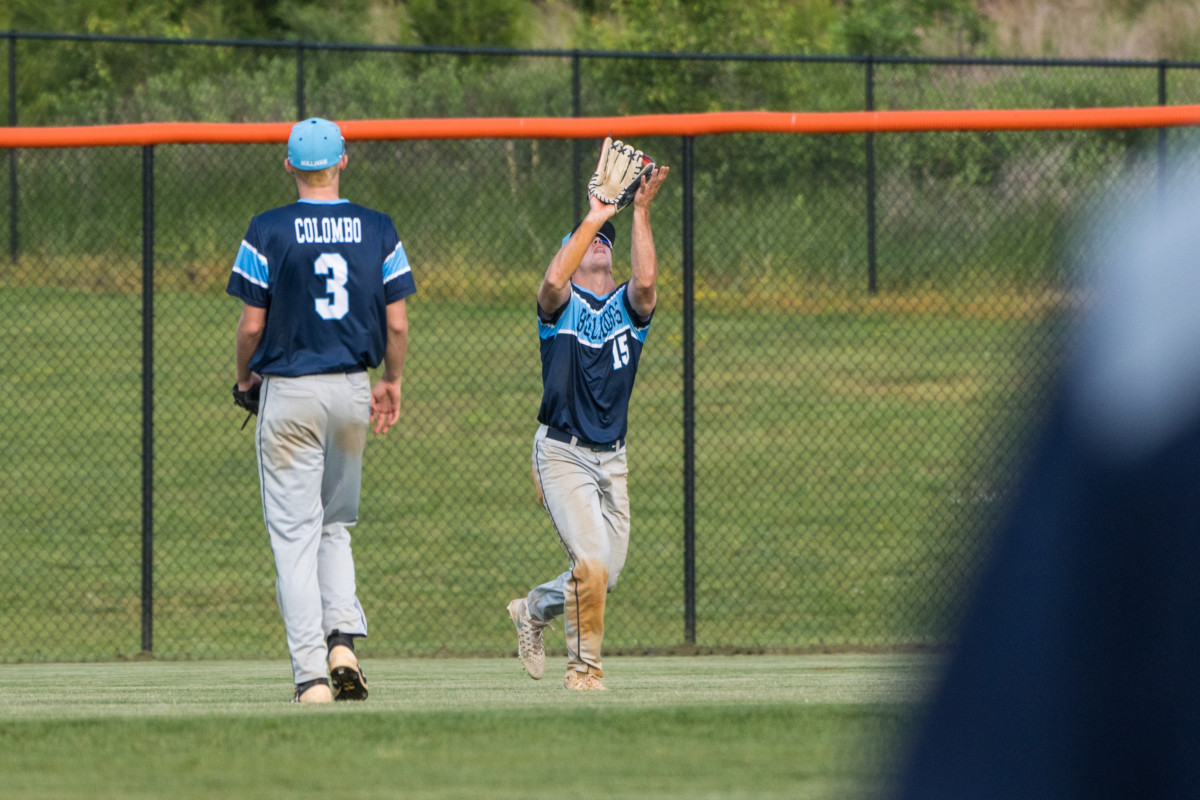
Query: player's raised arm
539,204,616,311
628,165,669,318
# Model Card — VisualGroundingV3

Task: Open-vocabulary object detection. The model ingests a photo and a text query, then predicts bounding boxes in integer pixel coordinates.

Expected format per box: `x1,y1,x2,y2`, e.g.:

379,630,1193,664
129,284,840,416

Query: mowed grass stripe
0,655,931,800
0,654,932,717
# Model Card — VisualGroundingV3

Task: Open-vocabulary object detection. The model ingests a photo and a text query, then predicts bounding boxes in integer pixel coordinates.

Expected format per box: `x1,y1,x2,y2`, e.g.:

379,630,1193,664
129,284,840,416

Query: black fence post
7,31,16,264
572,51,582,224
140,145,155,656
296,42,306,120
681,135,696,646
865,56,878,294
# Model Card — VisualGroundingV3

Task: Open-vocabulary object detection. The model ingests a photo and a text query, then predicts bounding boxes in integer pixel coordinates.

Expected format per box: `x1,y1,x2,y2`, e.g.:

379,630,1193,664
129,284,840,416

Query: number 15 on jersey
612,332,630,370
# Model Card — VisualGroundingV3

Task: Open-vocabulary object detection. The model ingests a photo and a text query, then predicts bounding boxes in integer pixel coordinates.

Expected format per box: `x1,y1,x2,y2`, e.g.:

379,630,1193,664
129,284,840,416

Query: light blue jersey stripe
382,241,411,284
232,240,268,287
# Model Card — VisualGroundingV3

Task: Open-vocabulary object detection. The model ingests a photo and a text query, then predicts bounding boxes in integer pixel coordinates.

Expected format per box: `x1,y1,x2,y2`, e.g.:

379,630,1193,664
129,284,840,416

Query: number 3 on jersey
314,253,349,320
612,332,630,370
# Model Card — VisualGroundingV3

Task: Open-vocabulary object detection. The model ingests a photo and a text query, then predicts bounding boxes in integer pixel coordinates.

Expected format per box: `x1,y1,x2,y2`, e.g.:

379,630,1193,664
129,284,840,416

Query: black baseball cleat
292,677,332,703
328,644,369,701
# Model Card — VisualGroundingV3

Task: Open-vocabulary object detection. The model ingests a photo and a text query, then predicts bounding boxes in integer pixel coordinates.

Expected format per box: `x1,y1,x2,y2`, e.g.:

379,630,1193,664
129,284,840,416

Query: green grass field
0,653,933,799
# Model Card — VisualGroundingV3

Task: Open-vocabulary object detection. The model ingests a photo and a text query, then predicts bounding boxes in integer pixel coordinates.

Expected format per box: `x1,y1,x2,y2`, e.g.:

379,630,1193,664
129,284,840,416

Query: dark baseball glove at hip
232,382,261,428
232,382,260,414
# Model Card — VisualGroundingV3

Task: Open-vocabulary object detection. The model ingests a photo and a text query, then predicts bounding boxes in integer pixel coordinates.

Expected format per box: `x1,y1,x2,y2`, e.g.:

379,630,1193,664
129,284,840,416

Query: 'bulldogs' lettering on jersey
537,282,653,444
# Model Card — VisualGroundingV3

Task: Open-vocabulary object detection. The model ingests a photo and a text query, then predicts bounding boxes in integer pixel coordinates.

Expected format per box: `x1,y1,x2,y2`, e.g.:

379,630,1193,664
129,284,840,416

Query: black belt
545,426,624,452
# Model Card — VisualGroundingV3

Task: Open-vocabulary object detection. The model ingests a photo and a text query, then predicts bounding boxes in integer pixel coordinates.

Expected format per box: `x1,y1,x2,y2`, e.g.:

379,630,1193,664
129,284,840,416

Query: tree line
5,1,990,57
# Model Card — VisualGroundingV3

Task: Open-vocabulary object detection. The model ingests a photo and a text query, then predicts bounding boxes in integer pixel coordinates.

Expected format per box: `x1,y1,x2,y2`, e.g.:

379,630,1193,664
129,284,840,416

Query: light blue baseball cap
287,117,345,171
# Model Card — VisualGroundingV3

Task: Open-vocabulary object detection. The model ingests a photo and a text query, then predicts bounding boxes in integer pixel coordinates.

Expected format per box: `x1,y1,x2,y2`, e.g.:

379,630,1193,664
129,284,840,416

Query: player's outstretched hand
633,164,669,209
370,379,401,434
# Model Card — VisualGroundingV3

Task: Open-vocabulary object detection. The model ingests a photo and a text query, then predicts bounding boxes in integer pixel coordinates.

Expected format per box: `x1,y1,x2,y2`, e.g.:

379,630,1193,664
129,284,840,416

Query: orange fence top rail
3,106,1200,148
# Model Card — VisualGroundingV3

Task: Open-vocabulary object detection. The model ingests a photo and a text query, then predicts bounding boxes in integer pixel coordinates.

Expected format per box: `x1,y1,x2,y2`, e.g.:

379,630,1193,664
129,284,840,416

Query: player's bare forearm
381,300,409,384
539,199,617,310
628,166,668,316
628,206,658,316
371,299,408,434
235,304,267,388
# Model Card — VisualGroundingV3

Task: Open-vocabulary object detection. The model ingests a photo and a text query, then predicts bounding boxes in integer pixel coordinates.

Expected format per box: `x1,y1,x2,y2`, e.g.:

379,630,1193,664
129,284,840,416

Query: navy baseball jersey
537,282,653,444
226,199,415,376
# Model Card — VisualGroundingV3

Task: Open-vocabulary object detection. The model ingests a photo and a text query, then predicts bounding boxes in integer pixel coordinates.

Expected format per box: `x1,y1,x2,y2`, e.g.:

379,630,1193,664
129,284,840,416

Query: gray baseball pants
526,424,630,678
256,372,370,685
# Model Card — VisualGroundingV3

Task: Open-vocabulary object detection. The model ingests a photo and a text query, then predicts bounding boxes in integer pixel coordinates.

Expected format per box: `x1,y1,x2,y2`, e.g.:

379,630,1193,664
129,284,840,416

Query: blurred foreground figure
895,161,1200,799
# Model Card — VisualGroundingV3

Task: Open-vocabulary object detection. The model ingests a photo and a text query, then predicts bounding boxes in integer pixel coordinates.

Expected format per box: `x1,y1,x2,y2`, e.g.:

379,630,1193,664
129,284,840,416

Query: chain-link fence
4,33,1200,663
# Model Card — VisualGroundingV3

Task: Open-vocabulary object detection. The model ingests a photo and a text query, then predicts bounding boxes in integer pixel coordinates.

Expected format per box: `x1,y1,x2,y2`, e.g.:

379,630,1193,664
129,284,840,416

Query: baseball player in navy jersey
226,117,415,703
507,154,669,690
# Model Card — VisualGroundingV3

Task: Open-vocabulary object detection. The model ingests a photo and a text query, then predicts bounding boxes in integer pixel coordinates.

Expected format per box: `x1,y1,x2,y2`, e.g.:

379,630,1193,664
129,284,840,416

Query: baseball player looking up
226,117,415,703
507,143,669,690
